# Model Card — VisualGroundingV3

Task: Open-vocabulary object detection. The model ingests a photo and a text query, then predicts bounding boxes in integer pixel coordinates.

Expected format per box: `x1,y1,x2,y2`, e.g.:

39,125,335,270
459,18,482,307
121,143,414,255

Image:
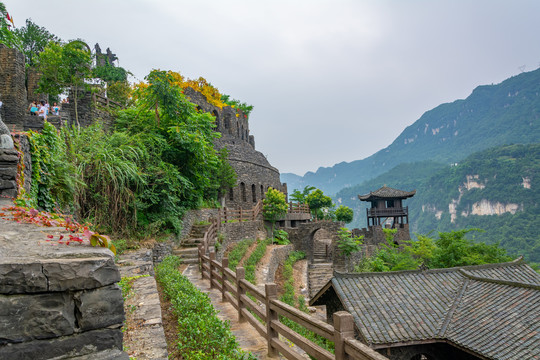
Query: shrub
156,256,254,360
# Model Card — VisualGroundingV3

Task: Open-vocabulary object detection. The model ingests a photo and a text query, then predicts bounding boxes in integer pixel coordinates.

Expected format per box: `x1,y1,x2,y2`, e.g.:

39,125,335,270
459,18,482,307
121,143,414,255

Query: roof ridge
333,259,525,278
459,269,540,290
437,278,470,337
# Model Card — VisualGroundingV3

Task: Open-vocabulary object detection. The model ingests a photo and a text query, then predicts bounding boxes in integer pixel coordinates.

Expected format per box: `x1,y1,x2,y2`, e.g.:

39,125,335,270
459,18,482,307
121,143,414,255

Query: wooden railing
288,202,310,214
367,206,408,217
92,93,123,109
197,250,388,360
218,200,263,224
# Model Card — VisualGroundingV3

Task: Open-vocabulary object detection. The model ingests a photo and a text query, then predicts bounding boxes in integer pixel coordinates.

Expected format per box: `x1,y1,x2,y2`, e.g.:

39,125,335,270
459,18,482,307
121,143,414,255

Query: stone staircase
172,223,211,264
308,262,333,298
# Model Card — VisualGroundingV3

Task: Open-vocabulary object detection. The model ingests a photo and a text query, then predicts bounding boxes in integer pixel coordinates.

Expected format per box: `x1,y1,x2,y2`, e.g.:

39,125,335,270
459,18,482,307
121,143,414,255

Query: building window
229,187,234,201
261,185,264,199
240,182,246,202
252,184,256,202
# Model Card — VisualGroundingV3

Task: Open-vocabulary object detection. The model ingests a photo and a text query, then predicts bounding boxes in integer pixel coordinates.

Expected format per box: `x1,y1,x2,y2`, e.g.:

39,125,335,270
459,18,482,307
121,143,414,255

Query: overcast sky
5,0,540,175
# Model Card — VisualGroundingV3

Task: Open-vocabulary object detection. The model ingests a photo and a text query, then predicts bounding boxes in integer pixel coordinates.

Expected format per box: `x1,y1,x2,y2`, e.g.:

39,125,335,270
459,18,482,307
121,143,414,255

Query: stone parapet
0,201,128,359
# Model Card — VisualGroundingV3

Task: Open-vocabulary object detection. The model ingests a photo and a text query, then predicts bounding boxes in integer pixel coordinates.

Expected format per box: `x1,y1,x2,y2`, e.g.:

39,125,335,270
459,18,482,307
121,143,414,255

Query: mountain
336,144,540,263
282,68,540,195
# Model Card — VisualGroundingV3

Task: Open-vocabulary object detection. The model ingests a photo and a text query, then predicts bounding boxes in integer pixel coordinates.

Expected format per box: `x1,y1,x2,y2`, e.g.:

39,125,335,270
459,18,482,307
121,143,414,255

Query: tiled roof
311,260,540,360
358,186,416,201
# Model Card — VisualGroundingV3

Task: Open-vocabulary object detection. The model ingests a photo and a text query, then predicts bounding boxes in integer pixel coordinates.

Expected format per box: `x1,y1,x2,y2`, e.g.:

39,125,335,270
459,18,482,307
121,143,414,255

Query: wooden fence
197,249,388,360
92,93,123,109
287,202,310,214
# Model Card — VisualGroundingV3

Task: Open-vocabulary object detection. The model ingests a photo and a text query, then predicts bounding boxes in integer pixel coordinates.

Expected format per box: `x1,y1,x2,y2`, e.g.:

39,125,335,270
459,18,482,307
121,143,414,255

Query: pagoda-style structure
358,186,416,228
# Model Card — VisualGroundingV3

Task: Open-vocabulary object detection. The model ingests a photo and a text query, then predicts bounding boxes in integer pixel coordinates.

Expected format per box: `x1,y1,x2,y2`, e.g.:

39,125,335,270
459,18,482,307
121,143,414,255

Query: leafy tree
0,2,21,50
36,40,92,127
337,227,363,257
263,187,288,232
306,188,333,220
13,19,59,66
335,205,354,223
289,185,315,203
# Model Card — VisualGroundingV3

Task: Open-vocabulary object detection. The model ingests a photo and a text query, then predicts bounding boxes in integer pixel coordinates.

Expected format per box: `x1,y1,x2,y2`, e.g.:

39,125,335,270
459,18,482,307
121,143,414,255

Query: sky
5,0,540,175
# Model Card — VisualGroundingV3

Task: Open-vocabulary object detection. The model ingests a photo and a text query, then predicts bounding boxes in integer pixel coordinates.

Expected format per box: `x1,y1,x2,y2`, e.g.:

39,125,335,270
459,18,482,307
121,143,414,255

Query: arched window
261,185,264,199
252,184,257,202
241,125,244,140
229,187,234,201
240,182,246,202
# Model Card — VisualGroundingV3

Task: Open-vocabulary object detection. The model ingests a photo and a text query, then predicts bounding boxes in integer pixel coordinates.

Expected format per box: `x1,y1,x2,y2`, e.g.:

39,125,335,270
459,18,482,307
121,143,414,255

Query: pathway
182,263,275,359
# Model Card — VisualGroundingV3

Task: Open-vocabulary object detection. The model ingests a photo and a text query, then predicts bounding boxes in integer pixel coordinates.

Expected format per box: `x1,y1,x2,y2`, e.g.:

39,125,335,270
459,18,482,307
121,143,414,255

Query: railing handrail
196,249,388,360
92,93,124,109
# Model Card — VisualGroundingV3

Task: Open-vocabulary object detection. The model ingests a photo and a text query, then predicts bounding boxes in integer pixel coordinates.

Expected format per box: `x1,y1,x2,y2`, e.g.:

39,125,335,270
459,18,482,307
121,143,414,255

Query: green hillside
283,68,540,195
336,144,540,263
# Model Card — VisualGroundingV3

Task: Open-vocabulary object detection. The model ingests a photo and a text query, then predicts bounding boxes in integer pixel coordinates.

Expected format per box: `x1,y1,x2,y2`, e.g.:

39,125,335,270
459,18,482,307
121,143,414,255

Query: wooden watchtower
358,186,416,228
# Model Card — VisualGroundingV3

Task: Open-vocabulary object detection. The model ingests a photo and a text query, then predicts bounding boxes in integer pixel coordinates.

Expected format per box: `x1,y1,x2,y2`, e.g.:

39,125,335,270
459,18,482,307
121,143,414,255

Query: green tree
289,185,315,203
36,40,92,127
263,187,288,232
335,205,354,223
0,2,21,50
306,188,333,220
14,19,59,66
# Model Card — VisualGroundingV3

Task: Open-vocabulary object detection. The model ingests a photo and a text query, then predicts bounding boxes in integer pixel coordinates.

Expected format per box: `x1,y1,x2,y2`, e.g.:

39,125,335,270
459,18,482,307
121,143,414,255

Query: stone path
182,263,275,359
117,250,168,360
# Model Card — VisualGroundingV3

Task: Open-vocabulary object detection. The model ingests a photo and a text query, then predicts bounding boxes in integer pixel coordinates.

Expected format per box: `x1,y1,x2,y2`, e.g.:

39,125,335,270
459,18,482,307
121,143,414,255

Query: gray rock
0,328,123,360
59,349,130,360
74,284,125,331
0,292,75,344
43,257,121,292
0,115,13,150
0,261,48,294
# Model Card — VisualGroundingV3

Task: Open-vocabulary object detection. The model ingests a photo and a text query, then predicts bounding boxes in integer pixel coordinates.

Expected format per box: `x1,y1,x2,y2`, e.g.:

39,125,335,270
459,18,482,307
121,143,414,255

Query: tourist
37,100,48,119
52,102,59,115
28,101,38,115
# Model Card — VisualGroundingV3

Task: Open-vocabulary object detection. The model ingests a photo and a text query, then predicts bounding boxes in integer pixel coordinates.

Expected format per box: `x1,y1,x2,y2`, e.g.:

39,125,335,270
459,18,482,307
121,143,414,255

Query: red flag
6,12,14,26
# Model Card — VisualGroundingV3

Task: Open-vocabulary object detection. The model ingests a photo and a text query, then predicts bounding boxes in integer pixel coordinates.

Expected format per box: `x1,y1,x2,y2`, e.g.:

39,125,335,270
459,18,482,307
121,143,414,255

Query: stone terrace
0,199,128,360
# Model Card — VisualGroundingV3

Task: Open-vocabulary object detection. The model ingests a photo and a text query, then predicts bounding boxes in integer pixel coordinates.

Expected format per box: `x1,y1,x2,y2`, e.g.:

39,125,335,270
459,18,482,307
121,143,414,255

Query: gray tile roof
358,186,416,201
312,260,540,360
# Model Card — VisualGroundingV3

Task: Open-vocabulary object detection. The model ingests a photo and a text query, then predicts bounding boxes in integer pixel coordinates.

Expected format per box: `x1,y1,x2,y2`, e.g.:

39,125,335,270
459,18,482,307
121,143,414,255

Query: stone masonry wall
0,45,27,131
0,207,128,359
184,87,286,209
0,147,18,198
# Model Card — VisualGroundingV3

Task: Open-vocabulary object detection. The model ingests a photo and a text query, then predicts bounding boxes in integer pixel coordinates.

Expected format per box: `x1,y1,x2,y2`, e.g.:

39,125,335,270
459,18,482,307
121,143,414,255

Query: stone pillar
0,45,27,131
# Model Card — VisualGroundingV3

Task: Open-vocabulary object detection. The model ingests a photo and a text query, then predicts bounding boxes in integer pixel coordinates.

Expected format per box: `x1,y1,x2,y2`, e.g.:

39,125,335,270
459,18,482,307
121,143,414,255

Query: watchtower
358,186,416,228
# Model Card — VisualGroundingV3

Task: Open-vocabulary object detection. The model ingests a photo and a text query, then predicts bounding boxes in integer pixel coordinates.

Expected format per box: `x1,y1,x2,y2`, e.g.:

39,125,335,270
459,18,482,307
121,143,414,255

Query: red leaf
47,234,54,239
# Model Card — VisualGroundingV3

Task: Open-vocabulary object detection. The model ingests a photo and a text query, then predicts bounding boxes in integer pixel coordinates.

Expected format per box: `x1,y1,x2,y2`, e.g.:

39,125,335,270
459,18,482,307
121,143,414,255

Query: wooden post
221,258,229,302
209,252,216,289
198,244,204,279
236,267,246,323
333,311,355,360
265,283,279,357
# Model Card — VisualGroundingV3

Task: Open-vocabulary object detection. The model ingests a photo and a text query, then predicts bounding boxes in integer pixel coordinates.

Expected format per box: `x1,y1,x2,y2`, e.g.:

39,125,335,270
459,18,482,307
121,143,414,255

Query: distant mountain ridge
282,68,540,195
336,144,540,263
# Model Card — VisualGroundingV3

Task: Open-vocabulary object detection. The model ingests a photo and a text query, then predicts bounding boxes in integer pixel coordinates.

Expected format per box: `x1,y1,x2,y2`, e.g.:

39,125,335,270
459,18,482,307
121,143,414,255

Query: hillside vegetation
283,68,540,195
337,144,540,263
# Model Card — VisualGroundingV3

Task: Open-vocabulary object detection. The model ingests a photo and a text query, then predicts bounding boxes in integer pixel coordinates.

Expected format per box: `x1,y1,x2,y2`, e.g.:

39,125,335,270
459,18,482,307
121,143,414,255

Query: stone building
310,259,540,360
184,87,287,209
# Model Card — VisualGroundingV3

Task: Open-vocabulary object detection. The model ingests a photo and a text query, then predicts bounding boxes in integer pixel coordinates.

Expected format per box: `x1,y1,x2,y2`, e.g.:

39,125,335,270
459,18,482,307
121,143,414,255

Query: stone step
181,237,204,246
173,247,199,256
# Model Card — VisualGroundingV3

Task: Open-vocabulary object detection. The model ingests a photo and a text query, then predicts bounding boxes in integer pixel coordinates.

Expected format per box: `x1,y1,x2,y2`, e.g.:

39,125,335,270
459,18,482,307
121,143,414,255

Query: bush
156,256,255,360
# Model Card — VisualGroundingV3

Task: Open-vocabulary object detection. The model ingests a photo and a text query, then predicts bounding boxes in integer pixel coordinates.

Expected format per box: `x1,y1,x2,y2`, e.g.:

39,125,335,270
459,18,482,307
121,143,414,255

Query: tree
263,187,288,233
0,2,22,50
335,205,354,223
289,185,315,203
14,19,59,66
305,188,333,220
36,40,92,127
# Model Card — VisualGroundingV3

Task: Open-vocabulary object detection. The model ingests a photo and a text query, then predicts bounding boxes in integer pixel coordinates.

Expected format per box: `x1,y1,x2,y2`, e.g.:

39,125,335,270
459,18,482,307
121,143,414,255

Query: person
28,101,39,115
52,102,59,115
37,100,48,119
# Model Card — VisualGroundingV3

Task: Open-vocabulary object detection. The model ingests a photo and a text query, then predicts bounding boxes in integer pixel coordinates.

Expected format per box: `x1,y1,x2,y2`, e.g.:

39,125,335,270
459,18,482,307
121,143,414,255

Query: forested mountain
282,68,540,195
336,144,540,263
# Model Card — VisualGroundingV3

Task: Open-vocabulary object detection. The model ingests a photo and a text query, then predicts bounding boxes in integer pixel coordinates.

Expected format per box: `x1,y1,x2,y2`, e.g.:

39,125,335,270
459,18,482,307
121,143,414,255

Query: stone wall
0,147,18,198
352,224,411,245
180,208,219,240
287,221,342,264
217,220,266,260
0,211,128,359
184,87,286,209
264,244,294,283
0,45,27,131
